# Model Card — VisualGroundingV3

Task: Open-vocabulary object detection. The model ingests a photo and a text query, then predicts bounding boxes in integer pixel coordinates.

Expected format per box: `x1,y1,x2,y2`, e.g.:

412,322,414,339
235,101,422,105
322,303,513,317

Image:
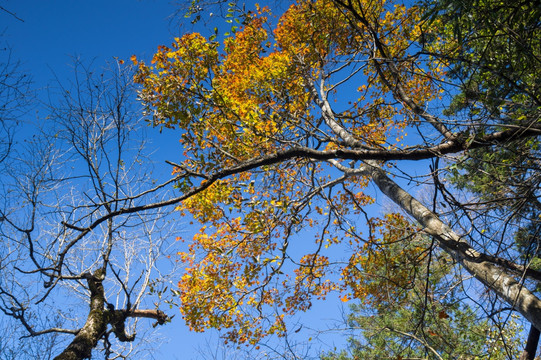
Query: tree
131,0,541,353
321,214,524,359
322,298,525,360
424,0,541,358
0,61,180,359
327,0,541,357
0,42,32,166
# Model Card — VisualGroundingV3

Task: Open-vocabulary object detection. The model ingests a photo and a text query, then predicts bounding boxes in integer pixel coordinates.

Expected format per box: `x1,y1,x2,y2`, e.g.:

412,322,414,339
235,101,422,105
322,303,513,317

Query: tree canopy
132,0,541,355
2,0,541,358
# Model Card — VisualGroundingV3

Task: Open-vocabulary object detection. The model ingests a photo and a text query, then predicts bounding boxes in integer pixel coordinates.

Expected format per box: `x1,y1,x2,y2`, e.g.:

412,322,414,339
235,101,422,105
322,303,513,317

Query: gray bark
520,325,540,360
367,164,541,330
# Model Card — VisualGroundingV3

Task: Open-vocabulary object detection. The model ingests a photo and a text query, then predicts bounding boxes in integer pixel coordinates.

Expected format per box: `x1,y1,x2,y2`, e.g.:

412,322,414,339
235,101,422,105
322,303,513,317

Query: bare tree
0,41,32,166
0,60,180,359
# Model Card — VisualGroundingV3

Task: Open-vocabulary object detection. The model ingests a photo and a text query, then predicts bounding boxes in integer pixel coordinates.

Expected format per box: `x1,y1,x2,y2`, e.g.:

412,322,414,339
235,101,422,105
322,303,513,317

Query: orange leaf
438,310,449,319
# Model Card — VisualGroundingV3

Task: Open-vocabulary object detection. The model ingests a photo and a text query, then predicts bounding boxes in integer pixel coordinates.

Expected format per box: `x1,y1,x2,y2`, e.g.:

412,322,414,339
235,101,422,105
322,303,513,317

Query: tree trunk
52,269,169,360
520,325,540,360
54,271,107,360
367,164,541,331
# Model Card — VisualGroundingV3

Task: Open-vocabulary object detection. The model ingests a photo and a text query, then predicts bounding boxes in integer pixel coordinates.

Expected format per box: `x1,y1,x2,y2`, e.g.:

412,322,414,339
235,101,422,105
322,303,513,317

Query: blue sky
1,1,216,359
3,1,178,83
1,2,531,359
1,2,353,359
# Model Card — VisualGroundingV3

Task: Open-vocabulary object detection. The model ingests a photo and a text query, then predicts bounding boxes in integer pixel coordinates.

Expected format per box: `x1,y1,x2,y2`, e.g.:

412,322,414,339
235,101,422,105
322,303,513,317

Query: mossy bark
52,269,167,360
54,271,107,360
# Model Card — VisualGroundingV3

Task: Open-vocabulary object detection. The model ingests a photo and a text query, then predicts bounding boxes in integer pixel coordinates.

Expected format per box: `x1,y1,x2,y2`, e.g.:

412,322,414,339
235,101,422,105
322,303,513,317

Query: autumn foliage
132,0,445,343
132,0,541,347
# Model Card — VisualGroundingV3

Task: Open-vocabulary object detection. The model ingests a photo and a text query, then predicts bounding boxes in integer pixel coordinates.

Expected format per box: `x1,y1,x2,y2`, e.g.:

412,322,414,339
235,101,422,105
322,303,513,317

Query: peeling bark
368,164,541,331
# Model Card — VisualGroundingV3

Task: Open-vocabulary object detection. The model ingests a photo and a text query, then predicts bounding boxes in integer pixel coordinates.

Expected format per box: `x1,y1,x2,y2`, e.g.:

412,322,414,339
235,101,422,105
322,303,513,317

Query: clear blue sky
1,1,352,359
1,2,217,359
3,0,178,83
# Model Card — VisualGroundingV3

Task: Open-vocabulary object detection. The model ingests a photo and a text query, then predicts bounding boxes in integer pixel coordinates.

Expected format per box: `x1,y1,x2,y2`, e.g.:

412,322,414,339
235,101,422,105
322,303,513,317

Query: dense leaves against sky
2,0,540,358
132,0,541,356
